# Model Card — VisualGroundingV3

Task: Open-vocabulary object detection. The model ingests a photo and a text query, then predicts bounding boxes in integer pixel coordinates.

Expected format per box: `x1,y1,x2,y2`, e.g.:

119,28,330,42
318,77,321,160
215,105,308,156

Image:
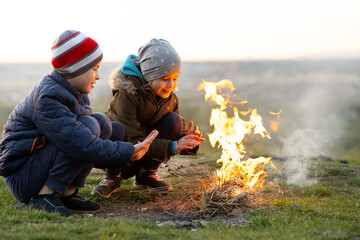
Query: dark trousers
106,112,183,179
6,113,126,204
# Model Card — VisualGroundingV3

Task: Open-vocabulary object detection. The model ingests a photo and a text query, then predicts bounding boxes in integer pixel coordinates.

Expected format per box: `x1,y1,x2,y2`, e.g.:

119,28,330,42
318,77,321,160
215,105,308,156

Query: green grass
1,156,360,240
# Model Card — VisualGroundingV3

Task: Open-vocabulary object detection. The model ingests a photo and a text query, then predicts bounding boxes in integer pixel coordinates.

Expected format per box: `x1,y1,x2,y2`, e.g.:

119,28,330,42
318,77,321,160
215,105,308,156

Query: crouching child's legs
91,121,127,198
134,112,183,192
93,112,183,196
6,113,111,216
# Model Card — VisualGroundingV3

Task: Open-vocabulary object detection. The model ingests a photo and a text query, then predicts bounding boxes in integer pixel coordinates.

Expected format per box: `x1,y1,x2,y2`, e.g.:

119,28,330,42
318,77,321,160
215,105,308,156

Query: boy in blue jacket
0,30,158,217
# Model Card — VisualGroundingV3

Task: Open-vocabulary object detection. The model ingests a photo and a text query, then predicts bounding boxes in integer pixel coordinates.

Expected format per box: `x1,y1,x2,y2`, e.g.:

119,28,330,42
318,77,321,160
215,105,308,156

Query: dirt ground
84,157,251,230
85,196,249,230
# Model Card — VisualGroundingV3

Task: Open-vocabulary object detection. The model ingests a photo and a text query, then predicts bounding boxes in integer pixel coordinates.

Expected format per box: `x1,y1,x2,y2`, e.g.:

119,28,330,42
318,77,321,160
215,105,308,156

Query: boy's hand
131,130,159,161
186,121,202,137
175,134,205,153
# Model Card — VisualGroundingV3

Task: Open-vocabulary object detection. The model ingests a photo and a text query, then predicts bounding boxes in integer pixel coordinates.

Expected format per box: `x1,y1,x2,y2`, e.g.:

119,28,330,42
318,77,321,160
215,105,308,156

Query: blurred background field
1,60,359,163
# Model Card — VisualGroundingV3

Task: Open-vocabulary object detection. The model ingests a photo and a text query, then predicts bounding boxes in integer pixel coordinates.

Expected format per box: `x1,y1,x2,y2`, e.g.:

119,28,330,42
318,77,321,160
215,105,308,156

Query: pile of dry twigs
162,161,256,215
199,175,256,215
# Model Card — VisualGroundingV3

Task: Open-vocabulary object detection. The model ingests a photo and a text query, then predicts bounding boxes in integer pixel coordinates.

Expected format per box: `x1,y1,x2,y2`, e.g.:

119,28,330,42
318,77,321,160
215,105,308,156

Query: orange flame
270,121,279,131
199,79,276,193
269,108,282,131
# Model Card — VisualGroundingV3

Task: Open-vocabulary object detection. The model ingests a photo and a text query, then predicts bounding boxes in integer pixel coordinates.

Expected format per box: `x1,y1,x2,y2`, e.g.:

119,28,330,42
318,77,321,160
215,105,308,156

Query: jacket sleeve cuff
172,141,180,155
167,141,175,159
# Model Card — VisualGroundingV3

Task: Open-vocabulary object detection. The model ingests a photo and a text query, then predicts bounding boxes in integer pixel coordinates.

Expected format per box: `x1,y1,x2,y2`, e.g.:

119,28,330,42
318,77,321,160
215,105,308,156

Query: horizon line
1,56,360,64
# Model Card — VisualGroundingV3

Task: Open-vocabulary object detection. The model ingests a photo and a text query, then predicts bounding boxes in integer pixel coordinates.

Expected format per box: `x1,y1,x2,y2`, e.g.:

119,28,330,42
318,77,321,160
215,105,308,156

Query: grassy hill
0,60,360,239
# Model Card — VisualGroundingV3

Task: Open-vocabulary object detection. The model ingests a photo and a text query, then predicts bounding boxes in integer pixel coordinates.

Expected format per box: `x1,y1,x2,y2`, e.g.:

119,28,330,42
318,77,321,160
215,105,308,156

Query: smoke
276,80,339,187
280,128,325,187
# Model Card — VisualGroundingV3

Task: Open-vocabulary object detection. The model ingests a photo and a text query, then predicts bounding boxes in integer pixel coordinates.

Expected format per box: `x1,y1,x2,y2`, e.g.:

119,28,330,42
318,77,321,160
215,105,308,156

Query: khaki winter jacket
105,69,190,162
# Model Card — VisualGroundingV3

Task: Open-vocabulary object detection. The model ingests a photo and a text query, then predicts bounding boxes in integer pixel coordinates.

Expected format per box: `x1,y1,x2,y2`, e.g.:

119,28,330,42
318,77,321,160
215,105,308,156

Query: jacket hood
120,54,146,83
109,55,146,95
109,68,137,95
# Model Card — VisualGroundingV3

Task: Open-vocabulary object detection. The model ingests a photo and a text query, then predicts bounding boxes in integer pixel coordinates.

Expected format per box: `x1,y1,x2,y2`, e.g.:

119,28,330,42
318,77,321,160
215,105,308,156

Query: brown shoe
91,177,121,198
135,171,173,192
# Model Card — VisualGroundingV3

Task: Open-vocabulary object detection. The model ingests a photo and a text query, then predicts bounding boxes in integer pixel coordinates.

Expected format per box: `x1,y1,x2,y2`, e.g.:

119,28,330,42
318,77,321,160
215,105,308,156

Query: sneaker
91,177,121,198
61,188,101,212
135,171,173,192
29,192,73,217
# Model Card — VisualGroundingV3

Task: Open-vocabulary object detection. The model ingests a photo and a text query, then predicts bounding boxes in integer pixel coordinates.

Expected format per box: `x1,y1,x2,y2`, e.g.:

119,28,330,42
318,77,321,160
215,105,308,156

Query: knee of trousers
166,112,183,129
111,121,127,141
158,112,183,140
78,115,101,138
90,112,112,139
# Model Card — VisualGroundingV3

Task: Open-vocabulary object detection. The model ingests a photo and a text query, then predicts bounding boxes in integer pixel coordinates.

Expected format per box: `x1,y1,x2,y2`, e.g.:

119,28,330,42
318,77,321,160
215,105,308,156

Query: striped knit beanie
138,38,181,82
51,30,103,79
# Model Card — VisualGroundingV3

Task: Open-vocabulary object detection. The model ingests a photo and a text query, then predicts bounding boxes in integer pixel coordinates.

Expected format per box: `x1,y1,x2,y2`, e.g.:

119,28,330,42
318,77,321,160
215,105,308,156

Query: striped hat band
51,30,103,78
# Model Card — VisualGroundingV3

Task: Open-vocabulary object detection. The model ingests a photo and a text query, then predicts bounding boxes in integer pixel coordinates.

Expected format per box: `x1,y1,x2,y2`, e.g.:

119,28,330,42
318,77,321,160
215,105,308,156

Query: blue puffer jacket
0,71,134,177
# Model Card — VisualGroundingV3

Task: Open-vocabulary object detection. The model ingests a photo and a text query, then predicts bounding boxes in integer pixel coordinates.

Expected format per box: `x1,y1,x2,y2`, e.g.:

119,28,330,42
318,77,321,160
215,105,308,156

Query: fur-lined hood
108,68,141,95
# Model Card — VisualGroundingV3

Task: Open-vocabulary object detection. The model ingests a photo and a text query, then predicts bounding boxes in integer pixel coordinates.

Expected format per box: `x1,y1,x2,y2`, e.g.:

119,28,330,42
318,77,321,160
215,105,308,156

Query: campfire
198,79,278,214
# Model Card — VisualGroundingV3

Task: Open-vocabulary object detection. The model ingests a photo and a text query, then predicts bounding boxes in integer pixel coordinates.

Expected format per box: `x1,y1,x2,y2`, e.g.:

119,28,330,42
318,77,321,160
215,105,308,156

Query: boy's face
67,61,101,94
149,72,180,99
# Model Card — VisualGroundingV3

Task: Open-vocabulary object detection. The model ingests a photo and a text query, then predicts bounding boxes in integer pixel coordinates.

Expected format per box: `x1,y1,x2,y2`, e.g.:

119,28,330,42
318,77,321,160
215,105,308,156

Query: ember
198,79,278,213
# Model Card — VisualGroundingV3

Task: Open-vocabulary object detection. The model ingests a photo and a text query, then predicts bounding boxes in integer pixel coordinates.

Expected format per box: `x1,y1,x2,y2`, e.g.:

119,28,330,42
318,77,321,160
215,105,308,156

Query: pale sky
1,0,360,62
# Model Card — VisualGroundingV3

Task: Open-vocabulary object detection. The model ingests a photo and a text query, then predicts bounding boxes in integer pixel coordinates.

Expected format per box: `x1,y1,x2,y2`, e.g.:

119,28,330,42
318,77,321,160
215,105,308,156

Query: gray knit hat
138,38,181,82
